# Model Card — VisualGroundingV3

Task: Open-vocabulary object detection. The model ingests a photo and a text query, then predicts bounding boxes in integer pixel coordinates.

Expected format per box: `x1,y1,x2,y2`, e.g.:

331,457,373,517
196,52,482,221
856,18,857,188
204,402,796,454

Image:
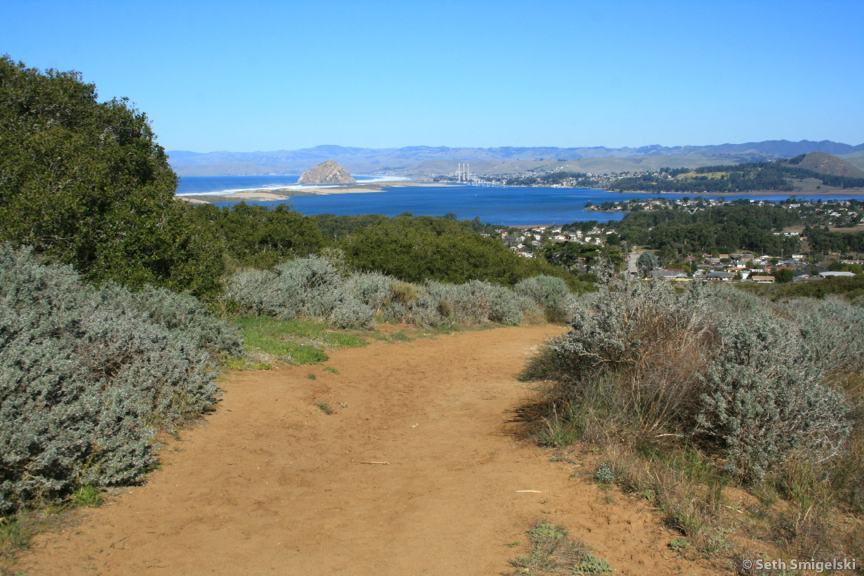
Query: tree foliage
190,203,324,269
0,57,223,296
338,215,585,288
617,202,802,258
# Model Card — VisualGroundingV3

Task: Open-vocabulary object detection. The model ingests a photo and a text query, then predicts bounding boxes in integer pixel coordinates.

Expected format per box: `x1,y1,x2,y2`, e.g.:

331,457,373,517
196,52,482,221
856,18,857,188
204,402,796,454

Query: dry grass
535,384,864,571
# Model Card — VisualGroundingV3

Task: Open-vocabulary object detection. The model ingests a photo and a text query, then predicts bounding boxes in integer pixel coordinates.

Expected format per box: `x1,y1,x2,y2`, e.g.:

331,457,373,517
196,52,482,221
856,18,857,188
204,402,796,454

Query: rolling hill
168,140,864,177
786,152,864,178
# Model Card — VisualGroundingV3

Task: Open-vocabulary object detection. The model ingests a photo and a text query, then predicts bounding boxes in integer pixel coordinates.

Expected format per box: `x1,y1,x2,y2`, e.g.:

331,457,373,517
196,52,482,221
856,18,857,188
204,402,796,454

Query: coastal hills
168,140,864,177
786,151,864,178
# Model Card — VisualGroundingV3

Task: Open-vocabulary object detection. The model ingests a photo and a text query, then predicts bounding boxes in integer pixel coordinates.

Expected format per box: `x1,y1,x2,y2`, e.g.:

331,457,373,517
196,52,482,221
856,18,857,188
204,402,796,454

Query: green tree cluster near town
616,202,803,259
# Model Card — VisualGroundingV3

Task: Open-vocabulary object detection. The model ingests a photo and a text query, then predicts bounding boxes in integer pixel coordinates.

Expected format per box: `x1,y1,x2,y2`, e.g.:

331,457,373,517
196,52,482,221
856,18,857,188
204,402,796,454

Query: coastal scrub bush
226,255,578,329
223,269,281,315
788,297,864,377
226,257,373,328
380,282,445,327
426,280,528,326
274,257,344,318
695,311,851,481
327,295,374,329
343,272,394,313
523,279,854,482
0,246,236,513
515,275,577,322
125,285,242,355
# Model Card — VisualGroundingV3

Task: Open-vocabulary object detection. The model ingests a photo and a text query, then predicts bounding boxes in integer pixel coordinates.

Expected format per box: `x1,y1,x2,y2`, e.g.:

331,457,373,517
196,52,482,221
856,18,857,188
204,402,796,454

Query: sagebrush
0,246,240,513
524,280,856,482
226,256,572,329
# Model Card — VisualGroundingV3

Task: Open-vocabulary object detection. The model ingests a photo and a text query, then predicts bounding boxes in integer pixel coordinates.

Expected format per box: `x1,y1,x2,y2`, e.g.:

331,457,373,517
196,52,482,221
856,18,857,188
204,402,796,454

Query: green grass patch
0,518,31,559
70,485,103,508
510,521,612,575
230,316,367,367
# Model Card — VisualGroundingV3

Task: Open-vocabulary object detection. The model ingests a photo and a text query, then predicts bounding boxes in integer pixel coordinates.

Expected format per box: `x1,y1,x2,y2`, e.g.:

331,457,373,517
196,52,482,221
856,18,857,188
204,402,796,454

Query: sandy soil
18,326,722,576
175,179,457,203
176,186,384,202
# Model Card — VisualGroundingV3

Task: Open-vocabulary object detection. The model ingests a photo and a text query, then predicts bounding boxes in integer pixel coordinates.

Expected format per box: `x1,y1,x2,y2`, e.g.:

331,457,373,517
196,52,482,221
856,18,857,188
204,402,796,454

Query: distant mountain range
168,140,864,177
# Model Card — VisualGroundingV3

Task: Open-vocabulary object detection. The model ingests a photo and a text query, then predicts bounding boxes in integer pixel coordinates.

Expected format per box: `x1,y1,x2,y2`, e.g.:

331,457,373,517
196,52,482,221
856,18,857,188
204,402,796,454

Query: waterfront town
487,198,864,283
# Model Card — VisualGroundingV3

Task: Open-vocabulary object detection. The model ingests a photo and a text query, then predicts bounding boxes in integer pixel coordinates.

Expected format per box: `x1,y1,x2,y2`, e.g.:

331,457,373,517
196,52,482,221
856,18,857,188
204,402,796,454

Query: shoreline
174,179,456,203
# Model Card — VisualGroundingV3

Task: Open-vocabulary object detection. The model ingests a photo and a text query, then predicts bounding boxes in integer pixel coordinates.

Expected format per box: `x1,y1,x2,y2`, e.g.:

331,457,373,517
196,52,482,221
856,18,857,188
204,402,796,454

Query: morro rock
297,160,357,186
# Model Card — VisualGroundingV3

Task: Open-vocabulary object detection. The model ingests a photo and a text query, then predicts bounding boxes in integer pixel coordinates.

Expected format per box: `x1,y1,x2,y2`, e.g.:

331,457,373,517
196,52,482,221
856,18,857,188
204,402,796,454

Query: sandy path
19,326,720,576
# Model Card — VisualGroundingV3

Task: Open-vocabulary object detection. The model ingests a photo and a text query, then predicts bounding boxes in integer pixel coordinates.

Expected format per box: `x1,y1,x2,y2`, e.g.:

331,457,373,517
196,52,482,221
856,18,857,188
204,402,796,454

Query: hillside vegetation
523,280,864,565
0,58,586,519
0,57,224,297
609,157,864,193
788,152,864,178
617,202,802,258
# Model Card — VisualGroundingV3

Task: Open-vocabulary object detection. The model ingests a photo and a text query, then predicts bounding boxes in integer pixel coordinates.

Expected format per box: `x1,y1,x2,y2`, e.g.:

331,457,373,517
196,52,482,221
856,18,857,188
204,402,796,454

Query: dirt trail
20,326,721,576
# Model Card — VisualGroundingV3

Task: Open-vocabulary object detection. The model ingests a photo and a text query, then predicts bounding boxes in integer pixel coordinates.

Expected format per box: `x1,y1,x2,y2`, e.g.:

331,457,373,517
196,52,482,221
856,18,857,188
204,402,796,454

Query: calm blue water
176,176,864,226
176,175,301,194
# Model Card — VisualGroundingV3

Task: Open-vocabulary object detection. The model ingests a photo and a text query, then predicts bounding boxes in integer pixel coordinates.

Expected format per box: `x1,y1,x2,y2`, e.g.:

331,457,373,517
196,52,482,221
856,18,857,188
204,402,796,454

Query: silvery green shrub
343,272,394,313
224,268,283,315
536,280,707,383
427,280,525,326
226,256,577,330
272,256,344,318
696,311,851,482
328,294,375,329
515,275,576,322
226,256,343,319
126,285,241,355
525,279,853,482
788,297,864,376
380,282,446,327
0,246,234,512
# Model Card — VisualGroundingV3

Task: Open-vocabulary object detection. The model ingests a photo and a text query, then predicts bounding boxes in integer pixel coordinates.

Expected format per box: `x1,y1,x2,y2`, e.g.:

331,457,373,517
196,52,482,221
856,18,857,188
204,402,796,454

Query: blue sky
3,0,863,151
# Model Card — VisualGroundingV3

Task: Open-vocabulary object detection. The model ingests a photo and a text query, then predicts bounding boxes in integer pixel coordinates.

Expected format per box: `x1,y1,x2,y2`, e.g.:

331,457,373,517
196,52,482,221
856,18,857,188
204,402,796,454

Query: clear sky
3,0,863,151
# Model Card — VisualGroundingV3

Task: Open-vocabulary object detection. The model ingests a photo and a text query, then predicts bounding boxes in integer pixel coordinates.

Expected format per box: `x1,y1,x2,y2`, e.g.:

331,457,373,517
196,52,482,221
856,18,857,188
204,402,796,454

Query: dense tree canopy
191,203,324,269
338,215,584,288
617,202,802,257
805,226,864,255
0,56,223,296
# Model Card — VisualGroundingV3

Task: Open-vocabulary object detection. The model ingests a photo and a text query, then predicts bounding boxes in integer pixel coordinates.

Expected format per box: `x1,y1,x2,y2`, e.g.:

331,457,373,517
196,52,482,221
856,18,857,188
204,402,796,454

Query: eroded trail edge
21,326,720,576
